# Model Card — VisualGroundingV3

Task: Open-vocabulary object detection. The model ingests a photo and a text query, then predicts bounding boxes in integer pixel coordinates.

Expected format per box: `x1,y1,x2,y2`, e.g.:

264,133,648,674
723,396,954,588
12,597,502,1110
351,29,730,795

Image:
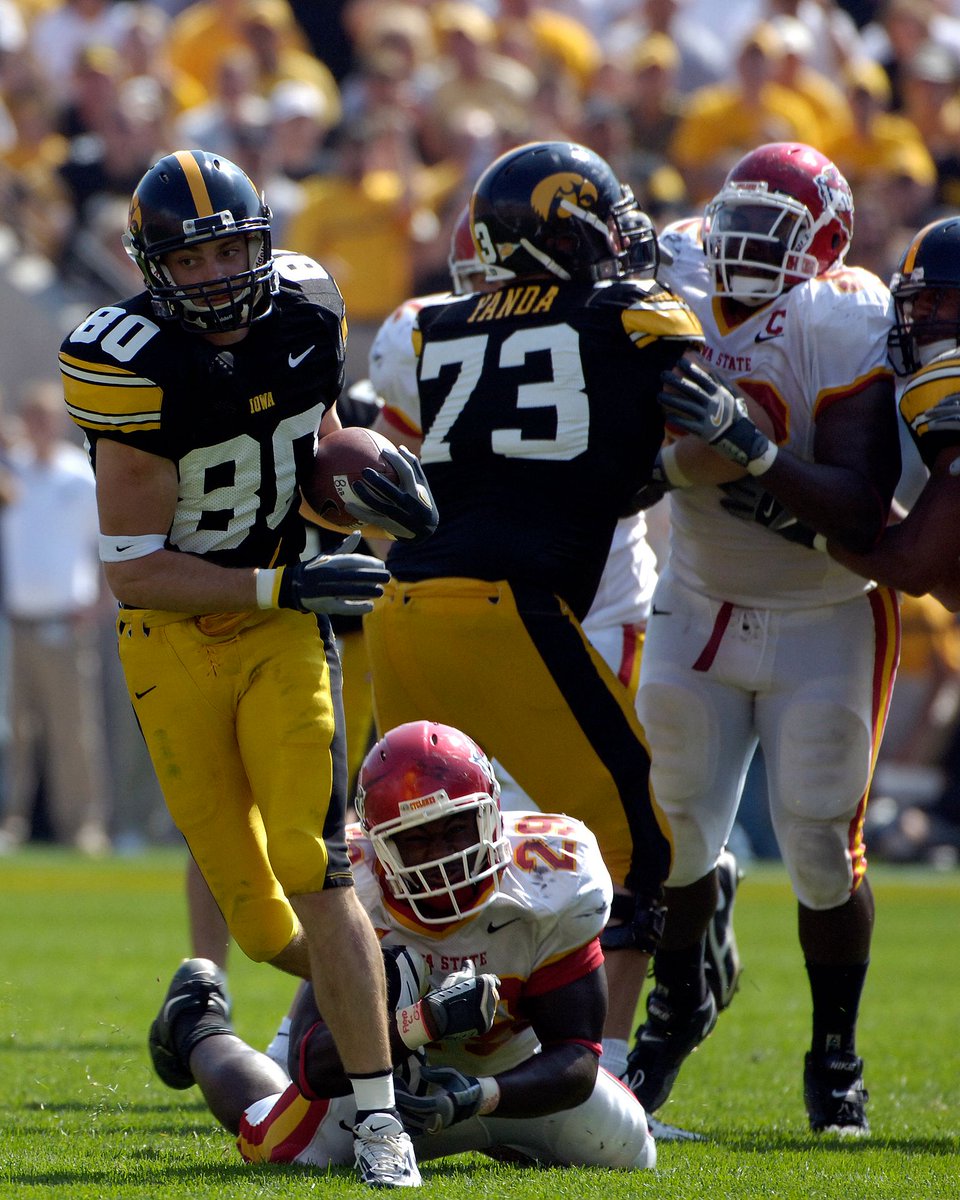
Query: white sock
264,1016,291,1075
600,1036,629,1079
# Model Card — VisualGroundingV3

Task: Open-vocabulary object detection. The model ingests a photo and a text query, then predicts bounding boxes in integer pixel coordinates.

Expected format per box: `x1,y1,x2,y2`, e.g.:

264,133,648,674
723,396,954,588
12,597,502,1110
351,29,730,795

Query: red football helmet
355,721,511,925
703,142,854,303
447,206,484,295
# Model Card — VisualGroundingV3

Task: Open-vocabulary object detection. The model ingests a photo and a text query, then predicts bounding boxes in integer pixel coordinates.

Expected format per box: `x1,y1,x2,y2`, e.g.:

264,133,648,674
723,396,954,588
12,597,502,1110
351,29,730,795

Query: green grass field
1,849,958,1199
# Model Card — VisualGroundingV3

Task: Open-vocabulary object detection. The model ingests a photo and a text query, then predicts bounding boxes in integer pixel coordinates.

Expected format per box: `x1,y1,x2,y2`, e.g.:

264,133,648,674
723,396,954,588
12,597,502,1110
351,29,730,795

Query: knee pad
267,827,331,896
780,818,855,910
638,682,715,803
601,891,666,955
775,702,871,821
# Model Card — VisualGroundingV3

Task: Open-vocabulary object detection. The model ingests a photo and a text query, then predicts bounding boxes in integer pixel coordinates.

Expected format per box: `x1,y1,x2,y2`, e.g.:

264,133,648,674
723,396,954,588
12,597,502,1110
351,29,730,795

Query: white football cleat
354,1112,422,1188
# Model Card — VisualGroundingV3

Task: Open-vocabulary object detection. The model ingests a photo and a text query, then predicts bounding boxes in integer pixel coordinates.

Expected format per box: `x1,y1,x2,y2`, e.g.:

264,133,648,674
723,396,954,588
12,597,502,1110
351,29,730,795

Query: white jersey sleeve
583,512,658,634
659,221,895,608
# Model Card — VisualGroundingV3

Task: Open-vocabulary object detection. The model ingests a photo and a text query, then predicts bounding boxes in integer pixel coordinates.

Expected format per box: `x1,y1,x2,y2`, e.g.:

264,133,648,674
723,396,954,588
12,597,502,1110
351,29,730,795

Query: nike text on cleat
353,1112,422,1188
623,987,718,1112
288,344,315,368
803,1052,870,1136
148,958,232,1090
704,848,743,1011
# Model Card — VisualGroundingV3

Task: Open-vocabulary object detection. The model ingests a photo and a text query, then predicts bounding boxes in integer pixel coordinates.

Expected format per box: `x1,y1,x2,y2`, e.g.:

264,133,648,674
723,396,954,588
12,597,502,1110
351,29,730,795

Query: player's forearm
761,456,891,553
488,1043,598,1119
104,549,259,612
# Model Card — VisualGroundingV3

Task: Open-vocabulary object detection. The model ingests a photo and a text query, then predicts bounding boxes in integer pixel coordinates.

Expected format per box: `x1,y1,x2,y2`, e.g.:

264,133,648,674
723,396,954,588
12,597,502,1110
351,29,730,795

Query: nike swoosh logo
135,686,157,699
487,918,521,933
754,331,783,344
651,605,672,616
115,544,133,553
288,344,315,368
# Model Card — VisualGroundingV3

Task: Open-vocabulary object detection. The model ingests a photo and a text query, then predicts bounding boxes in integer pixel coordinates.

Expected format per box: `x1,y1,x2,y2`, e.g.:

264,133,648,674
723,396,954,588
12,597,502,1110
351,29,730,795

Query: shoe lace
355,1119,412,1180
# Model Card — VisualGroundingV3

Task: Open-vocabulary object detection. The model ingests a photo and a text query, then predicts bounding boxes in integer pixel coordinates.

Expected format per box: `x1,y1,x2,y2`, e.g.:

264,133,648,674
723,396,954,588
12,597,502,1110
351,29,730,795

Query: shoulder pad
900,356,960,466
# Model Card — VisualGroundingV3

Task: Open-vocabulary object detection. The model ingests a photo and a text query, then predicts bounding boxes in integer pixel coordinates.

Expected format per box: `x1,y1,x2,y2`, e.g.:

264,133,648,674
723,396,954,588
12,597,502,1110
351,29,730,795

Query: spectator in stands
28,0,131,106
667,22,822,202
0,380,112,856
165,0,310,96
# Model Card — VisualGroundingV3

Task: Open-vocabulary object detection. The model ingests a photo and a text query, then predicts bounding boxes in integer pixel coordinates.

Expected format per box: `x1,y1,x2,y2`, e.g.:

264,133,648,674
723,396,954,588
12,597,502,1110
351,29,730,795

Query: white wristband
746,441,779,477
659,442,693,488
477,1076,500,1115
98,532,167,562
396,1000,432,1051
256,568,280,609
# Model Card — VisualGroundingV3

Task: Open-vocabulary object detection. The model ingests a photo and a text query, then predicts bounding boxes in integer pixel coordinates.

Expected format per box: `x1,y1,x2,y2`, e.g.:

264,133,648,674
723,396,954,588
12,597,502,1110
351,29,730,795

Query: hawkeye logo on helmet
182,210,239,238
531,172,599,222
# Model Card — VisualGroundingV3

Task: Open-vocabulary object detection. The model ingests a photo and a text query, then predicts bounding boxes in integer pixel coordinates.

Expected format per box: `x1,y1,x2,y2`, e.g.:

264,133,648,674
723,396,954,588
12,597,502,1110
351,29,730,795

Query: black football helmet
888,216,960,376
469,140,657,284
124,149,277,333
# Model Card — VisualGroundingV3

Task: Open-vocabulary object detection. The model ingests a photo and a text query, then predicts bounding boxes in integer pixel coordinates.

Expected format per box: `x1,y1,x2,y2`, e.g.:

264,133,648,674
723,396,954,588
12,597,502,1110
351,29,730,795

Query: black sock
805,960,868,1058
653,938,709,1010
173,1010,234,1062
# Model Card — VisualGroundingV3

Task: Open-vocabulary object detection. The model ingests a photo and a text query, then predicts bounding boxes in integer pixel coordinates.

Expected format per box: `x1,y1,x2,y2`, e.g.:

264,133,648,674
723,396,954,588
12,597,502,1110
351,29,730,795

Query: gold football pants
117,606,351,962
364,578,673,893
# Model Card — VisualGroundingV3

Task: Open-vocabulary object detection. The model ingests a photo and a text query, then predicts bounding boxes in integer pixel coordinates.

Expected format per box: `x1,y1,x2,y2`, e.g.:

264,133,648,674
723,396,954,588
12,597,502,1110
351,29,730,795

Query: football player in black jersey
362,140,704,1061
58,149,438,1188
826,215,960,609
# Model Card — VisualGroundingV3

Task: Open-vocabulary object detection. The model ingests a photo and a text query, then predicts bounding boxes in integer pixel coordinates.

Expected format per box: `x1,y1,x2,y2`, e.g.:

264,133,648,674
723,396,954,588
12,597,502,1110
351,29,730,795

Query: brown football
301,426,399,530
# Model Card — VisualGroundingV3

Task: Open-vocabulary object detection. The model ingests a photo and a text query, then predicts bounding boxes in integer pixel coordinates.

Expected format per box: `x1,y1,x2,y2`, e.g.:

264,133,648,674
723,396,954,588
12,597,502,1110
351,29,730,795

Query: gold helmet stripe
175,150,214,218
900,220,940,275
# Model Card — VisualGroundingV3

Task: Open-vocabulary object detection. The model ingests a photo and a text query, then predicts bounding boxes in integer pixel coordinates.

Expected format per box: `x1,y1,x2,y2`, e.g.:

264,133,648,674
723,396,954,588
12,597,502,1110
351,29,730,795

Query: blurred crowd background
1,0,960,866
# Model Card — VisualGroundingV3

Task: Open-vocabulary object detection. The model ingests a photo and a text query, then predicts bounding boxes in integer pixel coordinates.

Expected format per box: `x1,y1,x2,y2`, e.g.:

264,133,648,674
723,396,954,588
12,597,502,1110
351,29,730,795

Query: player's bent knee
227,894,299,962
781,819,855,909
775,703,871,820
267,828,330,896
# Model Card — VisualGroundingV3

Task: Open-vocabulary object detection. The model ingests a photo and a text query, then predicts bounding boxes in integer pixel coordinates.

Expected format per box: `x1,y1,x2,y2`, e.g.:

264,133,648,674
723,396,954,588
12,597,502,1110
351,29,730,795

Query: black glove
346,444,439,543
274,533,390,615
658,358,774,473
719,477,823,549
396,965,500,1049
394,1064,485,1135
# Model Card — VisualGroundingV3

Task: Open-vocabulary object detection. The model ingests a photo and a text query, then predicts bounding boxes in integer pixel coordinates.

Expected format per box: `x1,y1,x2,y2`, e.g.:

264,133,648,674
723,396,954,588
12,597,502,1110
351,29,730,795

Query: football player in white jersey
145,722,658,1171
625,143,902,1136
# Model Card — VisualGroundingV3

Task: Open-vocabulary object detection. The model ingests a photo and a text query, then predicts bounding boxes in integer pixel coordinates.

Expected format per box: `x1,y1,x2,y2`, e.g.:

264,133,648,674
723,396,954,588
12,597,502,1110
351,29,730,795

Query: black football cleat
803,1052,870,1136
622,985,718,1113
148,958,232,1089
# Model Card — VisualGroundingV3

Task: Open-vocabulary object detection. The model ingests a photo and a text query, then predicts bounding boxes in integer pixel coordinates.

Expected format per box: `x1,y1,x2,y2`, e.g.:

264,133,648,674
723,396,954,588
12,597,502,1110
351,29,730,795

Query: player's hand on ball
262,533,390,615
346,445,439,543
394,1065,486,1134
658,357,776,475
396,967,500,1048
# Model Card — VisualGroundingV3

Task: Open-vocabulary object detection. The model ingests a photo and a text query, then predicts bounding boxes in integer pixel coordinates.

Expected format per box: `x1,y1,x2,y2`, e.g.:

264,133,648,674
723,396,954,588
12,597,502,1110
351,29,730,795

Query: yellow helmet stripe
176,150,214,218
901,220,940,275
